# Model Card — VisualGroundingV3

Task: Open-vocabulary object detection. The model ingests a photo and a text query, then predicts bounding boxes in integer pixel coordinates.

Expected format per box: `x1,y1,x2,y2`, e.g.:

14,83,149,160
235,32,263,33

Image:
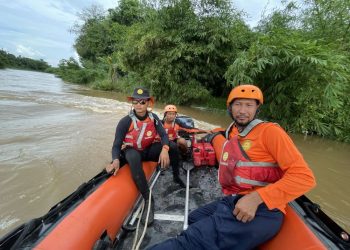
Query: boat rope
303,201,350,249
131,199,145,250
131,190,152,250
132,167,161,250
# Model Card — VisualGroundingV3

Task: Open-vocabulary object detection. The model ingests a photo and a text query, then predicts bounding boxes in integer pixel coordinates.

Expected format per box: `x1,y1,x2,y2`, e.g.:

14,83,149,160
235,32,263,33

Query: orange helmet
226,84,263,107
164,104,177,113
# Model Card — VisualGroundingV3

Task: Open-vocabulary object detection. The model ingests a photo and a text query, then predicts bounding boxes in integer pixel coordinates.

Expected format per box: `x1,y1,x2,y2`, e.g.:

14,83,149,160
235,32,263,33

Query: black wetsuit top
112,111,169,161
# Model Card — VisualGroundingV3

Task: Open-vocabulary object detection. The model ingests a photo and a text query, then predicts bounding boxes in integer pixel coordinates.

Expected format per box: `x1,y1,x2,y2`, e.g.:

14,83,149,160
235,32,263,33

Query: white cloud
16,44,44,58
95,0,116,11
0,0,289,66
73,50,80,62
233,0,285,27
4,0,78,25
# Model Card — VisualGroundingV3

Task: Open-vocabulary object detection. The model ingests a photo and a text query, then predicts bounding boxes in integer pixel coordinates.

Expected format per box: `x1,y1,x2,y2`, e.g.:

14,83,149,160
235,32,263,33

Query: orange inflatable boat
0,162,158,249
0,160,349,249
1,163,349,249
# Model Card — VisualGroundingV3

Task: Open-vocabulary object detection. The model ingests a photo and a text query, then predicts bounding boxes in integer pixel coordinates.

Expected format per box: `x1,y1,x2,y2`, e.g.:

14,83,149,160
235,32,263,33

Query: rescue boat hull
0,163,349,250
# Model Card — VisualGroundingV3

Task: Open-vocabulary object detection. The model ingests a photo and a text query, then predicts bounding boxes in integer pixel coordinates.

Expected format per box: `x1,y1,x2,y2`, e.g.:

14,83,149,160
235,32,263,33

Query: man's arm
233,124,316,222
111,116,131,160
257,125,316,211
153,113,169,146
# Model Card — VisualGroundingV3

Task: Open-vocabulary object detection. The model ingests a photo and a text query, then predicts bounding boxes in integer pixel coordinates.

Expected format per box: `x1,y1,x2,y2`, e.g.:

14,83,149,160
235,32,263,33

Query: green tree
71,5,115,63
108,0,144,26
0,49,50,71
225,33,350,142
119,0,252,103
302,0,350,50
223,0,350,142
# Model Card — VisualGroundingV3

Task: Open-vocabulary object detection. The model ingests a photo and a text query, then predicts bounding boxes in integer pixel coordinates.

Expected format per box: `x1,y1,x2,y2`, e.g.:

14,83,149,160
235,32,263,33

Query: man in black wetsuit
106,87,185,226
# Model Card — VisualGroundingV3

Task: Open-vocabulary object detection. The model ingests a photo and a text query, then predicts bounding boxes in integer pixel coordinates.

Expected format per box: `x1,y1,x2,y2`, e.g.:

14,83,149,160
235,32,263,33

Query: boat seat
259,205,327,250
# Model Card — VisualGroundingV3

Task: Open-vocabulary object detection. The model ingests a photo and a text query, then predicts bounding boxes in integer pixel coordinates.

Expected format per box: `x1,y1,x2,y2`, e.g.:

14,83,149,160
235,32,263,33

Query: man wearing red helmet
149,84,316,249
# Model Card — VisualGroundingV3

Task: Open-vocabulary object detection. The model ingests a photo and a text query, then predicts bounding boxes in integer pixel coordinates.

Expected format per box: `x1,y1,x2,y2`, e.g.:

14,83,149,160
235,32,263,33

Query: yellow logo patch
146,131,152,137
137,89,143,94
241,140,252,151
223,152,228,161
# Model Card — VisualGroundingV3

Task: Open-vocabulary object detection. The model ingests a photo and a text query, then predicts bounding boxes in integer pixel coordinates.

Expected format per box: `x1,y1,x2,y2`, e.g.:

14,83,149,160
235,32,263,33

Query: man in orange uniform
162,104,187,187
162,105,188,154
149,84,316,249
162,104,208,154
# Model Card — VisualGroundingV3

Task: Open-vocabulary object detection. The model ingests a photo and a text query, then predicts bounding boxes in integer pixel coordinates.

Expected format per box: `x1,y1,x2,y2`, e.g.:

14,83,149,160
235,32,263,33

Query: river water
0,69,349,236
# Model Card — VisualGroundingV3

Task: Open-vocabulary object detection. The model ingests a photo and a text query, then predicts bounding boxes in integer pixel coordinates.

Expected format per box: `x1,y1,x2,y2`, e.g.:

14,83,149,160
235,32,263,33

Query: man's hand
158,148,170,169
106,159,120,176
233,191,263,223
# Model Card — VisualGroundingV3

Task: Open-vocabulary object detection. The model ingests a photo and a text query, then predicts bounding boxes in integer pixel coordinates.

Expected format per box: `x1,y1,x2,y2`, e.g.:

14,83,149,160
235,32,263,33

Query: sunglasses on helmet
132,99,148,105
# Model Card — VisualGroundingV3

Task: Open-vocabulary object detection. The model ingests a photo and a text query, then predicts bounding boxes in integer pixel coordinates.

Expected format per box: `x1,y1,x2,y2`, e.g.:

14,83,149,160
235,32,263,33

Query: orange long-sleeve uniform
212,122,316,213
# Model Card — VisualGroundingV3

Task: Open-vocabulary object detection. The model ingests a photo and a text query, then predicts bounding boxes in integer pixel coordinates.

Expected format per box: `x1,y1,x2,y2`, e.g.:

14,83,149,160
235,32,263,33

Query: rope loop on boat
132,166,161,250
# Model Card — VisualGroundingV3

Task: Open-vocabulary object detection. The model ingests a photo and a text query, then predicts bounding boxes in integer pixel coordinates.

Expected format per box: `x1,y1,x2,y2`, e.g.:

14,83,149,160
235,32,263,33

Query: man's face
231,98,259,126
132,99,149,115
165,111,176,122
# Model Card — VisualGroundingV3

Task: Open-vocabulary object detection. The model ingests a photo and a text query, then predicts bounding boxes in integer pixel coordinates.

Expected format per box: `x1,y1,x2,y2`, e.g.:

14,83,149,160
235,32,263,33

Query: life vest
123,111,157,151
163,121,179,141
219,119,284,195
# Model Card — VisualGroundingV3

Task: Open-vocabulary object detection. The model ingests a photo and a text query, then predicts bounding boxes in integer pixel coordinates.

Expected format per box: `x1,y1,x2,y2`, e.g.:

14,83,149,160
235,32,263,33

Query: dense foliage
0,49,50,71
54,0,349,142
47,57,105,85
225,1,350,142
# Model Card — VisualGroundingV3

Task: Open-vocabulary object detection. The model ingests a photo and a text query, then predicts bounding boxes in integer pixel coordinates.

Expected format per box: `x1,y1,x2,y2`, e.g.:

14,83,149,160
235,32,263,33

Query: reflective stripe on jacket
123,112,157,150
219,119,284,195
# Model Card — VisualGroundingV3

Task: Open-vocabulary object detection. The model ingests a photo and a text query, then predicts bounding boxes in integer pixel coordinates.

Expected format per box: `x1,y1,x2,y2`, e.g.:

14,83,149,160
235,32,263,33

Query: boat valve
340,231,349,242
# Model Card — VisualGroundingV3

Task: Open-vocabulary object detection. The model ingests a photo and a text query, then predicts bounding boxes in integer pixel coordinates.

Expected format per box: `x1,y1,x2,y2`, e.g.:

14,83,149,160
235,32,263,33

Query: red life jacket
123,112,157,151
219,119,284,195
163,121,179,141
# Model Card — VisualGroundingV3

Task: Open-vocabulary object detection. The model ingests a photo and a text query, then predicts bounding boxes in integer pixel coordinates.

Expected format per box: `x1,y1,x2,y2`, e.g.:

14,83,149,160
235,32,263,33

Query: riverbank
0,50,50,71
51,65,350,144
46,65,228,110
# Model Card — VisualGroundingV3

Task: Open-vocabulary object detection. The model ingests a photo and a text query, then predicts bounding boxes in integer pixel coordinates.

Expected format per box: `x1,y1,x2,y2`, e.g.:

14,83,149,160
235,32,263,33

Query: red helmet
226,84,263,107
164,105,177,113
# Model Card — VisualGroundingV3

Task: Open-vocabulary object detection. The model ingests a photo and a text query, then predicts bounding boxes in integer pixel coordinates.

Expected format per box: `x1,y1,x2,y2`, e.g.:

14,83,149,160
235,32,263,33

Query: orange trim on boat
259,205,327,250
35,162,157,250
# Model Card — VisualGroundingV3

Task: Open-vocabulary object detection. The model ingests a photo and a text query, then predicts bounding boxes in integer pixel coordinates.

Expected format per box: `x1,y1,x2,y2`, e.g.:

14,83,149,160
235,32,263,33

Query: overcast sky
0,0,284,66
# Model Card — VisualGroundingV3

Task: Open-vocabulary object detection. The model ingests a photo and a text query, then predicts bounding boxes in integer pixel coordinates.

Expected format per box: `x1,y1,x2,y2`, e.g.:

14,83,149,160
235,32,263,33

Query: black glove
203,131,223,143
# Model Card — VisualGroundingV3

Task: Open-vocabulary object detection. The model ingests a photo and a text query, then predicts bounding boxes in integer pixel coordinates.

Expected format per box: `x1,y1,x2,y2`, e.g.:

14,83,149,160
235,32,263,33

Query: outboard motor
175,115,195,129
